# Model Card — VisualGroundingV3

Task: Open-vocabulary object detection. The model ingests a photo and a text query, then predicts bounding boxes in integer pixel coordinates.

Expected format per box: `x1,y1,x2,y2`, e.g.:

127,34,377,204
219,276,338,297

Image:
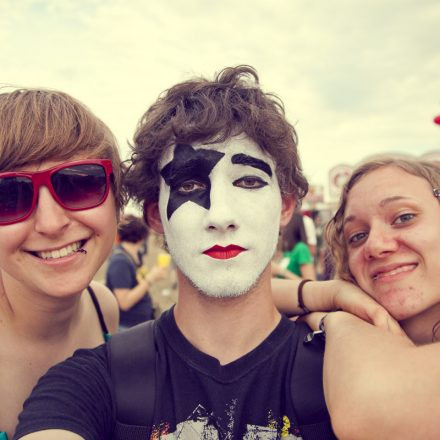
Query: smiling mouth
372,263,417,281
30,239,88,260
203,245,246,260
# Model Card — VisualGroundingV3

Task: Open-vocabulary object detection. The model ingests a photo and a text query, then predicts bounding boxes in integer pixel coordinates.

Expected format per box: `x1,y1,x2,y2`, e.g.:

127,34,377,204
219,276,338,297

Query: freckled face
158,136,283,298
344,166,440,321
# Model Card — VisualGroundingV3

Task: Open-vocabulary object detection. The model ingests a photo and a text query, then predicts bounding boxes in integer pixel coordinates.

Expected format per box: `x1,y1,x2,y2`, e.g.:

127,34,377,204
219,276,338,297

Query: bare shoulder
89,280,119,333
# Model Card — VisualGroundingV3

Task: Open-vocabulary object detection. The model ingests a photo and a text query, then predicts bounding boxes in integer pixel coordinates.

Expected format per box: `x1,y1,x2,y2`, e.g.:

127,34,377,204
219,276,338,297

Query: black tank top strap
87,285,110,340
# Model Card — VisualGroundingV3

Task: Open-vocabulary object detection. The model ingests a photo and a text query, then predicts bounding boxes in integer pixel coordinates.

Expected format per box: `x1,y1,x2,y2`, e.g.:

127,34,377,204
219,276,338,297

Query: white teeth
36,241,82,260
373,264,416,281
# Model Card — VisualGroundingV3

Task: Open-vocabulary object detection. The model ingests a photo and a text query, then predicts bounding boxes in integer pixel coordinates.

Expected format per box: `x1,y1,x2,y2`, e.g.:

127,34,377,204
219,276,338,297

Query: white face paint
158,135,282,298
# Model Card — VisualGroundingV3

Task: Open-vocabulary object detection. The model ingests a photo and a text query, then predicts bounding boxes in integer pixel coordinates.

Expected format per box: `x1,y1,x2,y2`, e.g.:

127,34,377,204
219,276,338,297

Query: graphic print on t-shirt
149,403,303,439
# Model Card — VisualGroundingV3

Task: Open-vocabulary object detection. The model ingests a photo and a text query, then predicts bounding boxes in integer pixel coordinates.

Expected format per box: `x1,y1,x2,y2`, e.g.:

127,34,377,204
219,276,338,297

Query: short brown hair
125,65,308,207
326,157,440,282
117,214,148,243
0,87,125,212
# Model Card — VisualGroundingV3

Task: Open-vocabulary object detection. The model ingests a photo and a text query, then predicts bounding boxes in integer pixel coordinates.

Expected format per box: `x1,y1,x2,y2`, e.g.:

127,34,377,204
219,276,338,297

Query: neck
174,266,281,365
400,302,440,345
0,270,83,342
120,241,141,265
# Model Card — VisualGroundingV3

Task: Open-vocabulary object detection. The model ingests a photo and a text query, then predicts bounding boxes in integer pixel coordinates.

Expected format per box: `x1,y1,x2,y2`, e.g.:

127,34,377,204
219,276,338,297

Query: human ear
144,202,164,234
279,195,296,227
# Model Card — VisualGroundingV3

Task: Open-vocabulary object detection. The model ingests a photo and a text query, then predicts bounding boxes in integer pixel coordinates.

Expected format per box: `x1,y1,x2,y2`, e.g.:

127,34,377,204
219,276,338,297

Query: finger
352,302,405,336
368,308,406,337
339,298,406,337
333,287,405,335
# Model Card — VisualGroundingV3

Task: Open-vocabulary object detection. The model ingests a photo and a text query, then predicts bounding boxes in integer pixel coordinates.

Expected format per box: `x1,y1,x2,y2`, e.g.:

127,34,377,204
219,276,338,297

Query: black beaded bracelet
297,278,312,315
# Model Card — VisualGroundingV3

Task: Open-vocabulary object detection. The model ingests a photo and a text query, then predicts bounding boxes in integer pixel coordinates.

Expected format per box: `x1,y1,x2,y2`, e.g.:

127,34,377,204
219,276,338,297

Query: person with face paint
0,88,123,440
14,68,400,440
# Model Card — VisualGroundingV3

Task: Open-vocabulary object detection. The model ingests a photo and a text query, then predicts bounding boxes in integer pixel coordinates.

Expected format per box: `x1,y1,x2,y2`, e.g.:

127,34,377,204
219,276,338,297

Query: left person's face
151,135,293,298
0,158,117,300
344,166,440,321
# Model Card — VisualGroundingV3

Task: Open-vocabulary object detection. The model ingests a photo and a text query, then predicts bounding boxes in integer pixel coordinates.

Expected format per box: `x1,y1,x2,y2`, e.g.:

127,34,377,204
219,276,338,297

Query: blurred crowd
99,214,177,324
272,208,333,282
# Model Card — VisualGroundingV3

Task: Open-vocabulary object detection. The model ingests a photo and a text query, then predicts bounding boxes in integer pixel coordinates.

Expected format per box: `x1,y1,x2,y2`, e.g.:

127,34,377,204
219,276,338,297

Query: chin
190,271,262,299
198,286,250,299
42,278,92,298
390,309,415,322
379,300,423,323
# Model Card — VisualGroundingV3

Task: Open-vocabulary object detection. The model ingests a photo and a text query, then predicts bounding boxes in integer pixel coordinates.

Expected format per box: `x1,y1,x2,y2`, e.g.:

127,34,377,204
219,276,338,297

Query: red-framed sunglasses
0,159,113,225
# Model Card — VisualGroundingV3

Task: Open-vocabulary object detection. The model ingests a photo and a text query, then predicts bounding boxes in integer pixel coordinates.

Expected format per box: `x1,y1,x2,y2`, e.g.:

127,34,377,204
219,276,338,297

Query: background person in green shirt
281,211,316,279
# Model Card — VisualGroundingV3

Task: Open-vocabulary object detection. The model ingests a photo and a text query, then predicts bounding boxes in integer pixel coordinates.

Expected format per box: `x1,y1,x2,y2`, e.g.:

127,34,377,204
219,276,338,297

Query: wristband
297,279,312,315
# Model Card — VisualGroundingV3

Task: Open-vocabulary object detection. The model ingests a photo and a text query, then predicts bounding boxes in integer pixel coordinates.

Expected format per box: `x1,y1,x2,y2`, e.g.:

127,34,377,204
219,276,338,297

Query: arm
14,347,113,440
271,278,402,334
299,263,315,280
114,265,167,311
270,261,301,281
323,312,439,439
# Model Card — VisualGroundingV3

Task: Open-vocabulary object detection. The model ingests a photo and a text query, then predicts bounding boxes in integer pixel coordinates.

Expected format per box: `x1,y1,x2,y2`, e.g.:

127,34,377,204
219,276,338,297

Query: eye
233,176,268,189
347,231,368,246
394,213,415,225
177,180,207,194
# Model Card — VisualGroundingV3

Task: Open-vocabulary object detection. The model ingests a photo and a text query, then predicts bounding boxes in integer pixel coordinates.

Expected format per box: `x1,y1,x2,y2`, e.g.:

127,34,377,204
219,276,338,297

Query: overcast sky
1,0,439,197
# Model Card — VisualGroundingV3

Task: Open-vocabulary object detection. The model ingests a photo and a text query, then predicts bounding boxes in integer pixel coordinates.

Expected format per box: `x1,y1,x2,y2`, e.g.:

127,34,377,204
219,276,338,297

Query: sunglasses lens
0,176,34,223
51,164,108,209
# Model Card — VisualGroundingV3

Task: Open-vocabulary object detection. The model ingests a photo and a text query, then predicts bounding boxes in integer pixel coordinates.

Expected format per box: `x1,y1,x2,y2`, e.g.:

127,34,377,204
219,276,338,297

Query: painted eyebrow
343,196,413,229
231,153,272,177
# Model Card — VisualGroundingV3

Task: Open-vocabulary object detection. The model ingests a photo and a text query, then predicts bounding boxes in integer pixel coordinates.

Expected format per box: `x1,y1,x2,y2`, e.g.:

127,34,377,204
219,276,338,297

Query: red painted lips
203,244,246,259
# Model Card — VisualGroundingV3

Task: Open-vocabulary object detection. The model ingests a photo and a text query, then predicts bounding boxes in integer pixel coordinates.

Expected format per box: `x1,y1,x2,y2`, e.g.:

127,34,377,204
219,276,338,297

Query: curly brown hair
326,157,440,283
125,65,308,208
117,214,149,243
0,87,126,213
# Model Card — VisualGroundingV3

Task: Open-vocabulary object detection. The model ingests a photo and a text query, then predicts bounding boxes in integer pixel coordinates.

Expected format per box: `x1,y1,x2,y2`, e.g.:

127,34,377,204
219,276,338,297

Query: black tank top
87,285,110,341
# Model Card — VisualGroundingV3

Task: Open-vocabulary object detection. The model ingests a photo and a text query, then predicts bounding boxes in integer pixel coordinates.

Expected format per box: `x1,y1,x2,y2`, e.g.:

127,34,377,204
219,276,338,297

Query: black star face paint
160,143,224,220
158,136,282,299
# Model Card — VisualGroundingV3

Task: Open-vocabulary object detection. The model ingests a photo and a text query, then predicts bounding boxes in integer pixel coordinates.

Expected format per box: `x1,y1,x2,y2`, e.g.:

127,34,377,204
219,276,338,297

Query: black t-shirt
15,309,331,440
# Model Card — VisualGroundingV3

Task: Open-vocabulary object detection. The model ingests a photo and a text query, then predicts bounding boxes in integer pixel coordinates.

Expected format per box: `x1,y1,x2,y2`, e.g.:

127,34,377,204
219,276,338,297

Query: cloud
1,0,438,192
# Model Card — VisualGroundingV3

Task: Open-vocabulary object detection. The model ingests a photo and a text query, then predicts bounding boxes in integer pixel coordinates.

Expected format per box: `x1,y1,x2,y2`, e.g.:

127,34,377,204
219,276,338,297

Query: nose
33,187,70,235
203,182,238,233
363,225,398,260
